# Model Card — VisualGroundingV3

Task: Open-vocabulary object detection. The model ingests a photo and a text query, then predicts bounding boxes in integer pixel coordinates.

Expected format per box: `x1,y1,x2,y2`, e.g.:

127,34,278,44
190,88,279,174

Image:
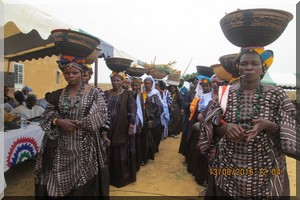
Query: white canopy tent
1,1,143,84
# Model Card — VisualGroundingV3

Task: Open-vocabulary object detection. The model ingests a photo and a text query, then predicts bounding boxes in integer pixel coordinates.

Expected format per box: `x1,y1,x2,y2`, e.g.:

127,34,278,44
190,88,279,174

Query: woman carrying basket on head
35,55,110,199
198,47,299,198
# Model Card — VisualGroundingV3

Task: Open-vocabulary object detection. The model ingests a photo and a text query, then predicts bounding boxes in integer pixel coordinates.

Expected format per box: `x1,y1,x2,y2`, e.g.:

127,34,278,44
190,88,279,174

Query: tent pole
94,58,98,87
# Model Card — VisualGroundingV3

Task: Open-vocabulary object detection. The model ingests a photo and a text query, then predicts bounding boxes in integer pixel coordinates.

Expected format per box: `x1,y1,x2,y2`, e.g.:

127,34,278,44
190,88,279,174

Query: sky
4,0,298,83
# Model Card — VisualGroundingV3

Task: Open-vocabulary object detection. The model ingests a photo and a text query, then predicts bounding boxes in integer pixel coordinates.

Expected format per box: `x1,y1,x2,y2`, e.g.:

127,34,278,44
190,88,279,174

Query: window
13,63,24,84
56,70,61,83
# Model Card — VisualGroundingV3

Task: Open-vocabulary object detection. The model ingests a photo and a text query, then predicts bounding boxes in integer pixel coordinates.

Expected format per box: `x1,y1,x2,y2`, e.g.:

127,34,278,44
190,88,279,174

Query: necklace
62,83,84,112
236,84,263,130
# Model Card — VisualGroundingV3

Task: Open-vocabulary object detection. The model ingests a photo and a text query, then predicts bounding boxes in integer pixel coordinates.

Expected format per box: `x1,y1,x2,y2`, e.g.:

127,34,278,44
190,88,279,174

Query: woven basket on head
210,64,233,81
219,53,239,78
220,8,293,47
147,67,169,79
125,67,148,77
166,70,181,86
105,57,133,72
51,29,100,58
167,70,181,82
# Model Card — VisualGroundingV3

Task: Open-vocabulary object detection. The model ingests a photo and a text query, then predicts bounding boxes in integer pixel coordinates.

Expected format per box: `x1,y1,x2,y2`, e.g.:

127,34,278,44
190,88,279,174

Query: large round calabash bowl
220,8,293,47
105,57,133,72
51,29,100,57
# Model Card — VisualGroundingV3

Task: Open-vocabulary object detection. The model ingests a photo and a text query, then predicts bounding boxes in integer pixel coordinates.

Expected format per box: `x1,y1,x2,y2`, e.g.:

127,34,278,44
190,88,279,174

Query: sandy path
3,134,298,197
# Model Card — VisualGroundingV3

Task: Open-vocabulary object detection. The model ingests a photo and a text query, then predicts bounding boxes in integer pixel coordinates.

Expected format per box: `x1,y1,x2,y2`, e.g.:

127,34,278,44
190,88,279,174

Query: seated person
21,86,33,100
36,92,51,109
1,104,19,123
13,90,26,107
3,98,13,113
10,94,45,120
4,85,17,108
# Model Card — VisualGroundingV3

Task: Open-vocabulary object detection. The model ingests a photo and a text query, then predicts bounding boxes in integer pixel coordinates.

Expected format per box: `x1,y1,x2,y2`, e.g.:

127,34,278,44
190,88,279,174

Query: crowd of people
3,46,298,199
3,85,45,125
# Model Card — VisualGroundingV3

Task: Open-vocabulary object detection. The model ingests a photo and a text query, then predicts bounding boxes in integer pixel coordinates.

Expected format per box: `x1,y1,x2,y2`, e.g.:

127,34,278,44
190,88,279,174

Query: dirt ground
3,134,299,197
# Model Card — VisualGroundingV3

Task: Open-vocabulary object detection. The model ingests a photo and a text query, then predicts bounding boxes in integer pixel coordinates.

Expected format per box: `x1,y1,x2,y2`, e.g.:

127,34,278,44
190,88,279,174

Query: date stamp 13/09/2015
209,168,281,176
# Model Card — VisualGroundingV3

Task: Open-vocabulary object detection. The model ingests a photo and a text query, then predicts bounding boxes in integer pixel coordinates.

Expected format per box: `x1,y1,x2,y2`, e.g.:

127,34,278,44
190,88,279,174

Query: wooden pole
182,58,193,77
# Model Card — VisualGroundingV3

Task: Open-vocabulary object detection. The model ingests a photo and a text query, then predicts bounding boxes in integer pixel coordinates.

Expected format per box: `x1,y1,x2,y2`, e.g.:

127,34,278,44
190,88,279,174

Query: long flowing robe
143,91,164,154
104,89,137,188
35,87,110,198
134,92,144,170
160,89,171,138
179,88,195,156
168,90,183,136
198,85,297,197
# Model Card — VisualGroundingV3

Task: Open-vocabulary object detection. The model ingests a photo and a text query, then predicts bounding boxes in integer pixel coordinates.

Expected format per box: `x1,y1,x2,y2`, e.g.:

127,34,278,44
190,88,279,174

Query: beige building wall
4,55,67,99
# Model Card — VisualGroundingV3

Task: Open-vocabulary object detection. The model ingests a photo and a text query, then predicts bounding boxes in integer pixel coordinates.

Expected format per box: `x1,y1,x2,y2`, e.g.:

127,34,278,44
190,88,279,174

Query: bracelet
52,118,58,126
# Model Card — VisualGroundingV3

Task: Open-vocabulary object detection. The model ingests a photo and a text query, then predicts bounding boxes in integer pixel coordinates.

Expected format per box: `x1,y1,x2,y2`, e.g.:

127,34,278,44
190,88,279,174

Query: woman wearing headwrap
82,65,94,85
131,77,145,170
167,84,183,138
104,71,137,188
35,55,110,198
123,74,132,90
155,80,172,140
198,47,298,198
179,76,198,157
142,76,164,156
194,75,221,195
185,77,211,177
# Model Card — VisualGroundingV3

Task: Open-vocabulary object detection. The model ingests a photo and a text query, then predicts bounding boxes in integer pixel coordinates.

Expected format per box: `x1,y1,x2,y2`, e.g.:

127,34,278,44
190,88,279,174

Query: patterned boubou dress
35,87,110,198
199,85,298,198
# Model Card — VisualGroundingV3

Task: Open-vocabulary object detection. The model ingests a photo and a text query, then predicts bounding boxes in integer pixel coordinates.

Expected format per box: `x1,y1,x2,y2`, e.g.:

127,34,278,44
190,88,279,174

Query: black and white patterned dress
35,87,110,197
199,85,297,198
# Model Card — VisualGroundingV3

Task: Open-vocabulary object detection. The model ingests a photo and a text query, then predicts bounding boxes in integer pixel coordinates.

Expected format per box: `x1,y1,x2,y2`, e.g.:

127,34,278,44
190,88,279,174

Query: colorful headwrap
110,71,126,80
240,47,273,68
57,55,88,72
235,47,274,77
200,78,210,84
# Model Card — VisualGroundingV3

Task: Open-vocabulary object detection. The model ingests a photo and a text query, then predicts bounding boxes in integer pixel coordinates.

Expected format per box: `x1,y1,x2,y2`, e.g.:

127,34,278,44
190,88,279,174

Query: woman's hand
128,127,135,137
137,125,142,135
225,123,245,142
197,112,203,122
56,119,80,133
101,132,111,147
180,109,184,115
147,120,153,129
244,119,279,142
